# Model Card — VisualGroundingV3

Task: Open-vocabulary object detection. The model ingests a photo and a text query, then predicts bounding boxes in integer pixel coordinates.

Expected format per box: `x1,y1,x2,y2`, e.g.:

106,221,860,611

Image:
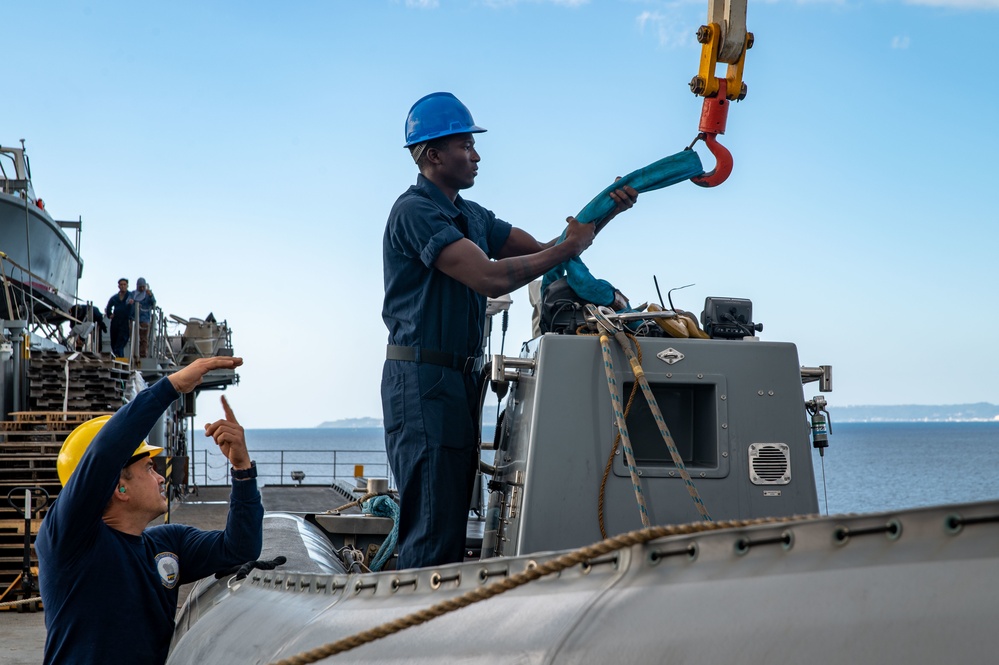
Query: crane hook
690,132,733,188
690,78,733,188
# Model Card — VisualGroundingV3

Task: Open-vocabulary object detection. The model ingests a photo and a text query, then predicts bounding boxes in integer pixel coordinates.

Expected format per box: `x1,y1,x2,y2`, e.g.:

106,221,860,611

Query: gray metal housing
484,334,818,557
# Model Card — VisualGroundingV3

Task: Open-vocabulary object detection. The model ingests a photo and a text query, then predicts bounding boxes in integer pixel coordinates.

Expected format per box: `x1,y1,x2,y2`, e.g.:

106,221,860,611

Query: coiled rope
361,496,399,572
265,515,803,665
322,492,400,571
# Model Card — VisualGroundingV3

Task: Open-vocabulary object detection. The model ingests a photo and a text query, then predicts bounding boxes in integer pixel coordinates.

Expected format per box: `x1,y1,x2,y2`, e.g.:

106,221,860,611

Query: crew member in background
106,277,132,357
36,356,262,665
129,276,156,357
382,92,638,569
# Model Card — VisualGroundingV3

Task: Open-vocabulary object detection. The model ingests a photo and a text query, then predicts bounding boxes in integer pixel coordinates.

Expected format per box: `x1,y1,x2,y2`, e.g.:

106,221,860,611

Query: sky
4,0,998,429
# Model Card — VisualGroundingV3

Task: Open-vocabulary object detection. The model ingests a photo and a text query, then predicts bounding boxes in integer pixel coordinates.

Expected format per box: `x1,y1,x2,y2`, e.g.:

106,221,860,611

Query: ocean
808,421,999,514
187,422,999,515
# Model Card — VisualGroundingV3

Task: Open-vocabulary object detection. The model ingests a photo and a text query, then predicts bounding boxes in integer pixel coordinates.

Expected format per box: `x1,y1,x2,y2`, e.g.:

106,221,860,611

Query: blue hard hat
404,92,486,148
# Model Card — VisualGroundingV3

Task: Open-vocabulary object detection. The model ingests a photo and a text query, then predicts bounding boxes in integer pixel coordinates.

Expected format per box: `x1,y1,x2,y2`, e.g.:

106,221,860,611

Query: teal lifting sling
541,149,704,306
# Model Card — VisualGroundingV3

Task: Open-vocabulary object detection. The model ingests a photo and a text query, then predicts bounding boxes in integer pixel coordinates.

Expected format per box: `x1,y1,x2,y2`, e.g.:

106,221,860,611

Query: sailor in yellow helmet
36,357,262,665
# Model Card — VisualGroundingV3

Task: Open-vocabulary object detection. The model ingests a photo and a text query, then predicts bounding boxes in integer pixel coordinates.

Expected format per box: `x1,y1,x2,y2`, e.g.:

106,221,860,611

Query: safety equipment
404,92,486,147
57,415,163,486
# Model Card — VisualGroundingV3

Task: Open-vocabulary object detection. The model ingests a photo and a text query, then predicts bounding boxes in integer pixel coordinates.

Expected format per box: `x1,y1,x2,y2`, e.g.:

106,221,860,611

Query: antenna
667,283,695,312
652,275,666,309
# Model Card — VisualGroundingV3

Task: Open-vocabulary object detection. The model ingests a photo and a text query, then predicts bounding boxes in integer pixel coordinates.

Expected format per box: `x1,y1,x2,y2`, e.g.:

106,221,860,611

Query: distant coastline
834,403,999,423
319,403,999,428
317,417,383,429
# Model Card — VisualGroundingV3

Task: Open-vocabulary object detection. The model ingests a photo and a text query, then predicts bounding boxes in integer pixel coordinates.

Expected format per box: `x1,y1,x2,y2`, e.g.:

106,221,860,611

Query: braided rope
324,492,376,515
0,595,41,609
597,331,650,527
267,515,804,665
578,325,643,539
598,347,641,539
586,305,712,522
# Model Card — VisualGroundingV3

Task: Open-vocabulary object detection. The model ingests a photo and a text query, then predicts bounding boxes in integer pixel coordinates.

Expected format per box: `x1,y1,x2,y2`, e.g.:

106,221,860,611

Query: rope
597,337,642,539
265,515,804,665
0,595,41,609
361,496,399,572
324,492,376,515
596,330,650,527
586,305,712,522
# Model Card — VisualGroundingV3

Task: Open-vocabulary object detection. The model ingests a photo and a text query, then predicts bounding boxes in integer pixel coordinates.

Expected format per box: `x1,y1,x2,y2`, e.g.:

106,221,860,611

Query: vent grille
749,443,790,485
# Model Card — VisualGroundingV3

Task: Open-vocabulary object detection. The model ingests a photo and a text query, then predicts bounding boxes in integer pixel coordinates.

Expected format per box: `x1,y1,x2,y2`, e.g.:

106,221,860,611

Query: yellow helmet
57,415,164,486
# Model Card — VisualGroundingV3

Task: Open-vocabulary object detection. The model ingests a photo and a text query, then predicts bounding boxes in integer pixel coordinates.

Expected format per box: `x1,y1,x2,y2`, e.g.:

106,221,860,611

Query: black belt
386,345,482,374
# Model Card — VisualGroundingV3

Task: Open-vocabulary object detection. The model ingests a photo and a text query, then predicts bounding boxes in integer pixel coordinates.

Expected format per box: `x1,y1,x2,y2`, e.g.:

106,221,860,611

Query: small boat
168,295,999,664
0,142,83,321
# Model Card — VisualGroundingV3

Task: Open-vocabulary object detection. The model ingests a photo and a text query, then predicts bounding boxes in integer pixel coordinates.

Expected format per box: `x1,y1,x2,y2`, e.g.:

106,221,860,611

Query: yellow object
693,22,752,100
648,304,689,338
354,464,364,478
57,415,163,486
680,313,711,339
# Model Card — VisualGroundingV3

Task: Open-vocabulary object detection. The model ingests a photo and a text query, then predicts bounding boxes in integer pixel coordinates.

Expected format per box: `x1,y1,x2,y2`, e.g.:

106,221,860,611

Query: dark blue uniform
382,174,512,569
105,291,132,356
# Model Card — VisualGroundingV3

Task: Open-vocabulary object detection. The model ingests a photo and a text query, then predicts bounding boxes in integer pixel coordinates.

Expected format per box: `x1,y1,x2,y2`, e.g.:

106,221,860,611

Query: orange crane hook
690,78,733,188
686,2,752,188
691,132,733,188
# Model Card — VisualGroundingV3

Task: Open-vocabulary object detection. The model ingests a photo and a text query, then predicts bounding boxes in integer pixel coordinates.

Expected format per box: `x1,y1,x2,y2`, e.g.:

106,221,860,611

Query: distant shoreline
836,418,999,423
317,403,999,429
317,418,383,429
834,402,999,423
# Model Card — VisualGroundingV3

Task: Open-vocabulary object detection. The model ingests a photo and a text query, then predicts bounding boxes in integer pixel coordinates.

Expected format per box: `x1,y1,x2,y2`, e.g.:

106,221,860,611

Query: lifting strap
541,149,704,306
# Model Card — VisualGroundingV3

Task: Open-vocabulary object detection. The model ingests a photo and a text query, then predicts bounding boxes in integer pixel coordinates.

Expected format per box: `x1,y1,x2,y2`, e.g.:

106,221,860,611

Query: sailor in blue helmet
382,92,640,569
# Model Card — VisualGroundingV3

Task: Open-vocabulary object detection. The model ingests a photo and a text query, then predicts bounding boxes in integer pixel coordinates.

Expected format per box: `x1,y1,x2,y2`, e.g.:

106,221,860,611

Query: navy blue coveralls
105,291,132,356
382,174,512,569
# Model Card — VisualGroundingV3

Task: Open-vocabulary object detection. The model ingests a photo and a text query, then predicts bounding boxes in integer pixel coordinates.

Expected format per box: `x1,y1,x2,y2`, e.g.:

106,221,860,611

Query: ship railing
187,448,395,489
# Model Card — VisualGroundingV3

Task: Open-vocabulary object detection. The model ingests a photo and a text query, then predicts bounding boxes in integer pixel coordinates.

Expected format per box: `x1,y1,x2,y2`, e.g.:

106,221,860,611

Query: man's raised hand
168,357,243,394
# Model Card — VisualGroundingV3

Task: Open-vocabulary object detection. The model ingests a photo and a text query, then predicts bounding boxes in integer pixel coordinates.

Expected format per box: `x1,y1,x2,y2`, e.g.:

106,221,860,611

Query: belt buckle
463,356,480,374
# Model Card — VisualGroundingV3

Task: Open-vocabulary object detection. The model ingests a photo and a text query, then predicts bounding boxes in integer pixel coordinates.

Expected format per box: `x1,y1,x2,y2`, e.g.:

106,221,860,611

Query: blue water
810,422,999,515
187,427,394,487
189,422,999,515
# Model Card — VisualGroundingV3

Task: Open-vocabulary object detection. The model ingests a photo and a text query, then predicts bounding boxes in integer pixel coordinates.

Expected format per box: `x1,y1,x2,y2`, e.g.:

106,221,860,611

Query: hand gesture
204,395,251,470
168,357,243,394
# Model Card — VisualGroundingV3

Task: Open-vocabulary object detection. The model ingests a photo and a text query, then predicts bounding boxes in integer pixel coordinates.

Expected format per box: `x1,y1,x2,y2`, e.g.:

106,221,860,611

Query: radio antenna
667,283,695,312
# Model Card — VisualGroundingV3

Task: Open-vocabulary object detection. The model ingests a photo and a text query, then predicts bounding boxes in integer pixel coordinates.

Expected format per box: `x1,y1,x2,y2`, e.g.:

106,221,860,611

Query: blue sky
5,0,998,428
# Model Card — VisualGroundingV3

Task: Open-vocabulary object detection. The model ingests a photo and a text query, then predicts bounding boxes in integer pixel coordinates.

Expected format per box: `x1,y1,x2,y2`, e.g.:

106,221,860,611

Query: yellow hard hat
57,415,164,486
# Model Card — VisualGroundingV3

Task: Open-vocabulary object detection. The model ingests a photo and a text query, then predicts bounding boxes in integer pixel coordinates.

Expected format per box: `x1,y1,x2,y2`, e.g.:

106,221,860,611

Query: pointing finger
221,395,237,422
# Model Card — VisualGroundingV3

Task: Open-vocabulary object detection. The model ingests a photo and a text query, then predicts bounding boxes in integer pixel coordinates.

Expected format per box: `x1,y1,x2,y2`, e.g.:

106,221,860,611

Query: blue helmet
404,92,486,148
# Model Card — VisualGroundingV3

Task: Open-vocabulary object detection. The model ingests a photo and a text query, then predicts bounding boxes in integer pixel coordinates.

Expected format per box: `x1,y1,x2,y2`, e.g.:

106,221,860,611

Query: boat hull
0,192,82,316
169,500,999,664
